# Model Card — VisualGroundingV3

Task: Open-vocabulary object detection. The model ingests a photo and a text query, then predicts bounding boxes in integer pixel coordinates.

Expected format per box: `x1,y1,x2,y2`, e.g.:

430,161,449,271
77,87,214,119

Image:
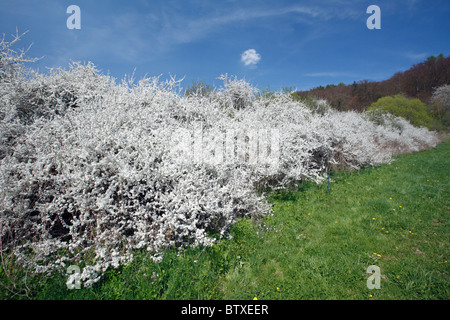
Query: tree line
295,54,450,112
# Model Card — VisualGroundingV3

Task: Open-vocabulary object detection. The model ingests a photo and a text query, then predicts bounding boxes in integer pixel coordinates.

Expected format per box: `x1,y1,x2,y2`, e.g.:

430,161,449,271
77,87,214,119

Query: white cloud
241,49,261,66
403,52,428,61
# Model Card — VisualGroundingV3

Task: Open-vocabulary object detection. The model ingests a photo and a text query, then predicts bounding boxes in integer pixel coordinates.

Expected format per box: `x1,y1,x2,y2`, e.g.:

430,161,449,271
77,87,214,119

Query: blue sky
1,0,449,91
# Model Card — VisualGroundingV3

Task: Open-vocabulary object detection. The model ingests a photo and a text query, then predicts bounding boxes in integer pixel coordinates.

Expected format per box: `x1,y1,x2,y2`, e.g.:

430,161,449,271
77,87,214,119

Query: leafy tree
366,95,434,129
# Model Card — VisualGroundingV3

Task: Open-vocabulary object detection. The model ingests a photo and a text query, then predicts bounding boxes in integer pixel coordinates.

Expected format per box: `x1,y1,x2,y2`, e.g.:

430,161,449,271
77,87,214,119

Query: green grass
2,141,449,300
219,141,449,300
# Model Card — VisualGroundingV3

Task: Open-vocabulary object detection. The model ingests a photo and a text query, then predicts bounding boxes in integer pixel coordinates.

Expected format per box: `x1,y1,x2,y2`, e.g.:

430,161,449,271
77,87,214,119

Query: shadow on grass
267,180,318,202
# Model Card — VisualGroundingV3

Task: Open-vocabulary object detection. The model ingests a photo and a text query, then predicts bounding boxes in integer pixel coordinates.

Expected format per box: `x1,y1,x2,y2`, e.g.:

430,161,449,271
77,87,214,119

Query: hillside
296,54,450,112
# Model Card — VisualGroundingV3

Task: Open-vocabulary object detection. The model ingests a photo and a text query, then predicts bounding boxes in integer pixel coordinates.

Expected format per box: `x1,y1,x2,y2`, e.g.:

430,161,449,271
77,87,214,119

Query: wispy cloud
41,1,367,69
305,71,359,78
403,52,428,61
153,5,325,46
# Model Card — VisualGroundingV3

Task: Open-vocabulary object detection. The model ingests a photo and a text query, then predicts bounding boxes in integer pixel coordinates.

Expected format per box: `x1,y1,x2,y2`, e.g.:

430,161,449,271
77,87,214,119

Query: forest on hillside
295,54,450,112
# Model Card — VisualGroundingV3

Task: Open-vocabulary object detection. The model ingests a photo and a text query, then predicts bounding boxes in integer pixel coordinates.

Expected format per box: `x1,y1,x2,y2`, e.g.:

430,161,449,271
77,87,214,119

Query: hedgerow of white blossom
0,35,440,287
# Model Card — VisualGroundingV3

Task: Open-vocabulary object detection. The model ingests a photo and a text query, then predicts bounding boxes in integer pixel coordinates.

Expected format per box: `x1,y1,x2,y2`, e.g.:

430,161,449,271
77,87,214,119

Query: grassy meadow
2,140,449,300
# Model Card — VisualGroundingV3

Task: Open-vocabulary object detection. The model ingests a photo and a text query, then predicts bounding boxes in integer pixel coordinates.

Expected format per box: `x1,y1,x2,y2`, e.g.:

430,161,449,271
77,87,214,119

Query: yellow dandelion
277,287,280,291
389,197,392,200
377,254,381,257
399,206,402,208
381,227,385,230
393,209,396,211
307,213,311,216
372,218,376,220
369,294,373,298
253,297,258,300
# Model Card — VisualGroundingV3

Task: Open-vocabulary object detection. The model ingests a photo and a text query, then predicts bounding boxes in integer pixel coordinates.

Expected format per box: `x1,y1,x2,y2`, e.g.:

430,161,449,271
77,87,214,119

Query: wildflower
307,213,311,216
399,206,402,208
253,297,258,300
389,197,392,200
372,218,376,220
369,294,373,298
393,209,396,211
277,287,280,291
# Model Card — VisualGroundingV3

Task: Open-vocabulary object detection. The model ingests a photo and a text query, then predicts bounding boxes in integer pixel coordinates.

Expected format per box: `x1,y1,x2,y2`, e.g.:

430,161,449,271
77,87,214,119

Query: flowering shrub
0,35,440,287
430,84,450,127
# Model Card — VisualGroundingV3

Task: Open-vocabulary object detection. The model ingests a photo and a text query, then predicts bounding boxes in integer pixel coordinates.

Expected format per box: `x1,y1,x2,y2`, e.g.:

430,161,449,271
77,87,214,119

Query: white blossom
0,34,439,286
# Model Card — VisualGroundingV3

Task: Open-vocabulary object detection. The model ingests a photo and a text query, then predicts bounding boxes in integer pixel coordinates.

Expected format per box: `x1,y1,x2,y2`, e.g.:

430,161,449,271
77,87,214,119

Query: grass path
14,141,449,300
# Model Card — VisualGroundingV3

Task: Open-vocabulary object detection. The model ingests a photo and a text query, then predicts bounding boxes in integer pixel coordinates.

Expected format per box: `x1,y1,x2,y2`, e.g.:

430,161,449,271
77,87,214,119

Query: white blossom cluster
0,38,439,286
